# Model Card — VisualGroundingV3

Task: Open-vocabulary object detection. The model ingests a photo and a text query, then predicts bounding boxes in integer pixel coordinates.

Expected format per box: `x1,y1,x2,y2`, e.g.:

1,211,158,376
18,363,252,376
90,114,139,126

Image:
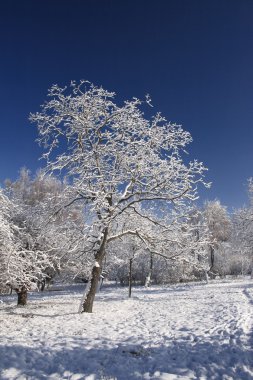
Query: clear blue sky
1,0,253,209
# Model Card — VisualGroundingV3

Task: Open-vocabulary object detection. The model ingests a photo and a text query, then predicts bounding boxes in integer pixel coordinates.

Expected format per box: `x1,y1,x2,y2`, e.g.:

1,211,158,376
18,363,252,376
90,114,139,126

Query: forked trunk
16,286,28,306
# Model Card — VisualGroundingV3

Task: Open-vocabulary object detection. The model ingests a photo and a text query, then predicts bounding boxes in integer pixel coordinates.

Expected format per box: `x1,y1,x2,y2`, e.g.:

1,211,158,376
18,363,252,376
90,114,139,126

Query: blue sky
1,0,253,209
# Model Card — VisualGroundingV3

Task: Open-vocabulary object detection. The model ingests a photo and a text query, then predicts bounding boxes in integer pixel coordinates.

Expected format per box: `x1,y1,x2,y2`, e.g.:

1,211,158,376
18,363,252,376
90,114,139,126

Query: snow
0,279,253,380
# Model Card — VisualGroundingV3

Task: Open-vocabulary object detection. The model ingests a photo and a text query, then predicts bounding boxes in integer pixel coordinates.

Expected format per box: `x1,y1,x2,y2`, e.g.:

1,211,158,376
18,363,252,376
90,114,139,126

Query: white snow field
0,279,253,380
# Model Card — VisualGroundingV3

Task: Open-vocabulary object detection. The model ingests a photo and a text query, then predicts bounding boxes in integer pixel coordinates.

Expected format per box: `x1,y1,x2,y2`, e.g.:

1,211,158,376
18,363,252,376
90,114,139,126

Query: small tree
30,80,208,312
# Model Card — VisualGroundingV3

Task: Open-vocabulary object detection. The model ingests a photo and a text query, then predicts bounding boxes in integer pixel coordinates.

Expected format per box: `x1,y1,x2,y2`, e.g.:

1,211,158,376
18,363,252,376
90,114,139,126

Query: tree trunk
129,258,133,298
97,276,104,292
81,263,102,312
205,270,209,284
210,246,214,268
81,227,108,313
40,279,46,291
208,245,216,279
16,286,28,306
145,253,153,287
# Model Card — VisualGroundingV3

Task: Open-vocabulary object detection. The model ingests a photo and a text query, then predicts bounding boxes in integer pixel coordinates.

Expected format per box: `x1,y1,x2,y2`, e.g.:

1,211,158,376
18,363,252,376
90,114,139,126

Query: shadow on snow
0,337,253,380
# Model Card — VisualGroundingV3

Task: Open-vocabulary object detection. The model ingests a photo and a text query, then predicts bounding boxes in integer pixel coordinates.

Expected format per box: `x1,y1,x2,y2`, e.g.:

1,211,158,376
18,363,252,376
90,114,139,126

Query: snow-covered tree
204,200,231,277
3,169,90,304
107,210,210,286
5,169,62,287
30,80,208,312
230,180,253,277
0,189,16,292
0,188,52,305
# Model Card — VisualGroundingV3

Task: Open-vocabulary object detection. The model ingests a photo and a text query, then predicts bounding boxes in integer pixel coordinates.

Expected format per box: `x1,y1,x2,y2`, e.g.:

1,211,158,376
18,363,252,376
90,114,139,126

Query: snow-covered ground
0,279,253,380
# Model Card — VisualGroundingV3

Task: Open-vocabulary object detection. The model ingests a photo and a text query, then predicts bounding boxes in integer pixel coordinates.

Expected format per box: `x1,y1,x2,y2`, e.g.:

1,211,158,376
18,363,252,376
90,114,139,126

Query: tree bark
16,286,28,306
81,263,102,312
129,258,133,298
145,253,153,287
210,246,214,268
81,227,108,313
39,279,46,291
208,245,216,279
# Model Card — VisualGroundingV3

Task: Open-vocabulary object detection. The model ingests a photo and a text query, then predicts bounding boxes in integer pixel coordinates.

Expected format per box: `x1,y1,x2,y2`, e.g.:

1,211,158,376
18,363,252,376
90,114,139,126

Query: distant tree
107,210,210,286
204,200,231,277
230,180,253,277
30,80,208,312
